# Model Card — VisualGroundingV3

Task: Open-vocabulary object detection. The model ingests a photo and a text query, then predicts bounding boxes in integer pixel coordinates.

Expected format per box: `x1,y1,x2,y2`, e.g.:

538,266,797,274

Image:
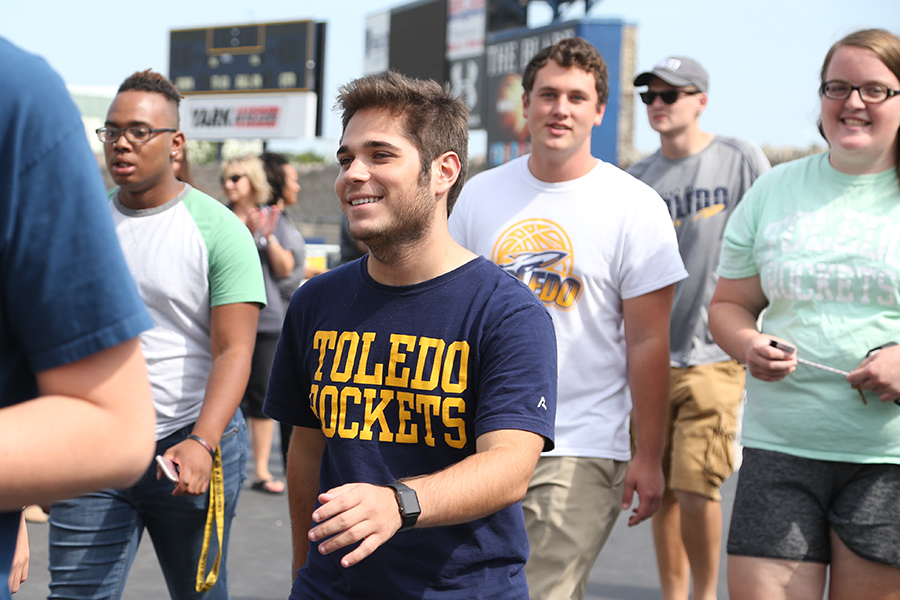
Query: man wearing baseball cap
628,56,770,600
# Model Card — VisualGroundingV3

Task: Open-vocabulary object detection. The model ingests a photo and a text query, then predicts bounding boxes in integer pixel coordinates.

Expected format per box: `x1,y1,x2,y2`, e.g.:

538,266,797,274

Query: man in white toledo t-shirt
450,37,687,600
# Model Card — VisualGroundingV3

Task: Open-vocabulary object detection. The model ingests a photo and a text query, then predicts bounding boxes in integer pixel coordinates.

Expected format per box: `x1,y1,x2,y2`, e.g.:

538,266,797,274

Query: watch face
398,488,421,517
388,483,421,532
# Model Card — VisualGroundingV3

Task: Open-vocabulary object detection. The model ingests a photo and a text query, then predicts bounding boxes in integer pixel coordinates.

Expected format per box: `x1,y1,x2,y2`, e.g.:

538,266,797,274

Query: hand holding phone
156,455,180,483
769,339,797,355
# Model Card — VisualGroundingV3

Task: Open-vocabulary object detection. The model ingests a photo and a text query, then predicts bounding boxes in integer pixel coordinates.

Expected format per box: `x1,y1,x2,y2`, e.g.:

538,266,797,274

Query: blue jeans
0,512,18,600
48,412,247,600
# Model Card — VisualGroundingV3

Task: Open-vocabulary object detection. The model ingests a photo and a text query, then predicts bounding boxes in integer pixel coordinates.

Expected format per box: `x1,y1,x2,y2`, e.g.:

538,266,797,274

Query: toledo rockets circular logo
491,219,583,311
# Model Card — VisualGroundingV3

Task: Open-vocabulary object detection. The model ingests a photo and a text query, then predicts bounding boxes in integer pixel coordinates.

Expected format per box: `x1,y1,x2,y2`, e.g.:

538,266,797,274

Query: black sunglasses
222,174,246,185
639,90,702,105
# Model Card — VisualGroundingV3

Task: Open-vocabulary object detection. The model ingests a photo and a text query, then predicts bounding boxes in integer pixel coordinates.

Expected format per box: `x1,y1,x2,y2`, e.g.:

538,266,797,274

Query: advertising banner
179,92,316,140
447,0,487,129
447,0,486,60
364,12,391,75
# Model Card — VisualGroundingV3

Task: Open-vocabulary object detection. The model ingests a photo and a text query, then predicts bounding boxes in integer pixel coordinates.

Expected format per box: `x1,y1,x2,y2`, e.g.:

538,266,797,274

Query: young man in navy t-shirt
264,72,558,599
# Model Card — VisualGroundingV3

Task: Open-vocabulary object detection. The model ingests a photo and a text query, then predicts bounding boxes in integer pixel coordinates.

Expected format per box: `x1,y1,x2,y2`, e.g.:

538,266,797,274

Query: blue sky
4,0,899,155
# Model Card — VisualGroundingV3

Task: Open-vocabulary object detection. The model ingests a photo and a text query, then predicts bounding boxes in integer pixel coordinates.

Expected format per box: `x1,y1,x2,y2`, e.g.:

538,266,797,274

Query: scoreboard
169,20,321,95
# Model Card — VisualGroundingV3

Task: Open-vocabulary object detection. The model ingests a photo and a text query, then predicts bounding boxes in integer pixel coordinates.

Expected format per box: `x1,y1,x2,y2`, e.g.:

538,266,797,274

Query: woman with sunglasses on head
709,29,900,600
222,153,299,495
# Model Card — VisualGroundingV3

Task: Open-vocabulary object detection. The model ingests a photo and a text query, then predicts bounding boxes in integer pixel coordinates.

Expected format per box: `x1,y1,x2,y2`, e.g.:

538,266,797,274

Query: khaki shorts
664,360,744,501
522,455,629,600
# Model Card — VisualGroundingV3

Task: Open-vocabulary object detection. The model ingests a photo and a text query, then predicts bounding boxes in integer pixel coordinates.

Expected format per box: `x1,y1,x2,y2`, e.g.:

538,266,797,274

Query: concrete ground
585,476,735,600
18,442,737,600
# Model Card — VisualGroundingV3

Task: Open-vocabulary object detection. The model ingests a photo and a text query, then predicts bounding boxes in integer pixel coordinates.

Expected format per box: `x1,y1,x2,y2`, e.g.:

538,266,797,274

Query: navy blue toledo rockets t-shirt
265,255,558,599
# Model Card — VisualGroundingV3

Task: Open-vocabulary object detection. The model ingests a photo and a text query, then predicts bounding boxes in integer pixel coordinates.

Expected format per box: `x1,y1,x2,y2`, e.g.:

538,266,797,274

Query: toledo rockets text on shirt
309,330,470,449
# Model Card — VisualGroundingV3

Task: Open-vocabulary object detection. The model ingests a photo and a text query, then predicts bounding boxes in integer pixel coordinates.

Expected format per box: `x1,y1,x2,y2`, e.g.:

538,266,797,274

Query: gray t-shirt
628,136,770,367
258,213,306,332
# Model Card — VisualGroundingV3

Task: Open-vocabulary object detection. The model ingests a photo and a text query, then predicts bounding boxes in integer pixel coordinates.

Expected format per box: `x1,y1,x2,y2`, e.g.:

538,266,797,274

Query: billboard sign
364,12,391,75
447,0,486,60
448,55,486,129
179,92,316,140
389,0,447,82
447,0,487,128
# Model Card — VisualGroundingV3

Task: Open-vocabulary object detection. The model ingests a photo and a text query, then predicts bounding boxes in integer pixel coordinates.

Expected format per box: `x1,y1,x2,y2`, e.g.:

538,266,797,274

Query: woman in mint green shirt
709,29,900,600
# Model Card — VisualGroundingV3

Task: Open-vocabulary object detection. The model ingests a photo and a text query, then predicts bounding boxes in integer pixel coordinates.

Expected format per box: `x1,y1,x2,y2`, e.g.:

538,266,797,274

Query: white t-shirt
450,156,687,459
111,185,266,439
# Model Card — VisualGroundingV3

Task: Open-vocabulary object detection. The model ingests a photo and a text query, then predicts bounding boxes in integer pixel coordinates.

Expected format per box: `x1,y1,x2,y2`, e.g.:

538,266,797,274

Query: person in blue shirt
0,38,156,599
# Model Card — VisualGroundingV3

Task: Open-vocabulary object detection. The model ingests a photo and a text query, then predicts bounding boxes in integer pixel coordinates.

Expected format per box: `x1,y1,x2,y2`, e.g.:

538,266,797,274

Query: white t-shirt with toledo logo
450,155,686,459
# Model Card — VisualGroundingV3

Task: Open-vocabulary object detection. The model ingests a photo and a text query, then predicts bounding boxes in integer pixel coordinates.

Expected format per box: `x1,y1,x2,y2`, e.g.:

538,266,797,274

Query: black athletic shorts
728,447,900,567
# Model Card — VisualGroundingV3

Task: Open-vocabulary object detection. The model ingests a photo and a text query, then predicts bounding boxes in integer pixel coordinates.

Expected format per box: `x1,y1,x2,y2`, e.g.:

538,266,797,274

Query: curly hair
522,37,609,108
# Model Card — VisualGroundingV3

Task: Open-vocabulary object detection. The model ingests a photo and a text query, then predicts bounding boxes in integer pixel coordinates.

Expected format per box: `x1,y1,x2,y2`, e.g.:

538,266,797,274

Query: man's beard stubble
350,179,436,268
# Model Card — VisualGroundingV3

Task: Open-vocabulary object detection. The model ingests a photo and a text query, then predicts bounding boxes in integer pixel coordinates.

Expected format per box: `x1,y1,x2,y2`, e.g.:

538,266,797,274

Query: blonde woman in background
222,154,301,494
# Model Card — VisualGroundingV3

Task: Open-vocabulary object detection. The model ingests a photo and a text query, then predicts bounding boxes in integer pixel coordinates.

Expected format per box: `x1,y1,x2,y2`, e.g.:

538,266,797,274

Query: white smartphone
155,455,180,483
769,339,797,354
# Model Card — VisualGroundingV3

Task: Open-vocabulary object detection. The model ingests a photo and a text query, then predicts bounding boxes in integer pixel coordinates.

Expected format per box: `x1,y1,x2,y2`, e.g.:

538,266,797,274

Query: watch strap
385,482,420,532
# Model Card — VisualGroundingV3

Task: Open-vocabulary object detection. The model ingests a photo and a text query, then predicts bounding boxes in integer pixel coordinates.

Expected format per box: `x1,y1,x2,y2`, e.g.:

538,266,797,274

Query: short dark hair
335,71,469,215
117,69,182,126
260,151,290,205
522,37,609,108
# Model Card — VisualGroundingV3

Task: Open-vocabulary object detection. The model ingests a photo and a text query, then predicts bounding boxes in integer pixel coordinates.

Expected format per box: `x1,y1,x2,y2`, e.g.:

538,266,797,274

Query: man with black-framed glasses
96,125,177,144
627,56,770,600
49,69,265,600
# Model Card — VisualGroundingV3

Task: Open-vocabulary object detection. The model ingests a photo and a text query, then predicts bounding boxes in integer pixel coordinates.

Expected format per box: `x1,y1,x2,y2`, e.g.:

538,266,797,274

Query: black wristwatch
385,482,420,532
866,342,900,406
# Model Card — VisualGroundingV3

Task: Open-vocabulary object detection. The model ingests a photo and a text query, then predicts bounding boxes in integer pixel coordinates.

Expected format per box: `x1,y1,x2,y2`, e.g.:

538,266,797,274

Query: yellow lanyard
195,446,224,593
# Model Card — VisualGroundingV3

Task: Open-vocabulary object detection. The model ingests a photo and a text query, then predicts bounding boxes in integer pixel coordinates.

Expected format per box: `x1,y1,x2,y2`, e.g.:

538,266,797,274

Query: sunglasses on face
222,174,246,185
639,90,702,105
